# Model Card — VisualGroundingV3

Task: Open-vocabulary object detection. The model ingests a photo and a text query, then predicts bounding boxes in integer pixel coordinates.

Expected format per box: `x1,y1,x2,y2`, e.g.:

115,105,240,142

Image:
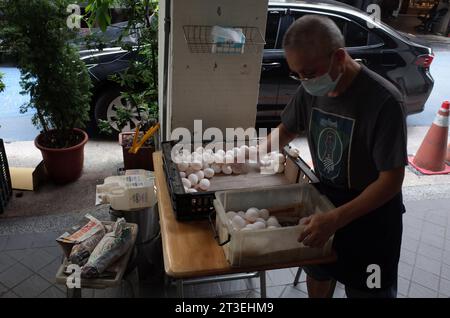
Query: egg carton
213,183,335,267
161,140,319,221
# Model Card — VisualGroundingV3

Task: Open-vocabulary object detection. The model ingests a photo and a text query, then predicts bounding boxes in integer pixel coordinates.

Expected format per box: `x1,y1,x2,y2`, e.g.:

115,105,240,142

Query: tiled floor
1,198,450,298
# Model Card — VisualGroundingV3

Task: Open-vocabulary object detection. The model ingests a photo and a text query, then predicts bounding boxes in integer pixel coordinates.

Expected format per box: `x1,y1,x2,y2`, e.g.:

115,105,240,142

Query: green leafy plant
84,0,159,137
0,0,92,149
0,72,4,93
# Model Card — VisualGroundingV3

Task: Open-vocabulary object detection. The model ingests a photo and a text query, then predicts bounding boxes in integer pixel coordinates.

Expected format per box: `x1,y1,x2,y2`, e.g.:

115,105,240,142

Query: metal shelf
182,25,265,54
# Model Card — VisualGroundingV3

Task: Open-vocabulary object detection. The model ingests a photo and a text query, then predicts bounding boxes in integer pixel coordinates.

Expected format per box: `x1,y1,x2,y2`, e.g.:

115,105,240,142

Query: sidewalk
0,197,449,298
1,126,450,298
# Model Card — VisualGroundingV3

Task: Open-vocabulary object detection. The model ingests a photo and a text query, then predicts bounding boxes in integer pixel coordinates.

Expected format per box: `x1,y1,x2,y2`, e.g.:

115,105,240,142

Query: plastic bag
81,218,133,278
211,26,245,54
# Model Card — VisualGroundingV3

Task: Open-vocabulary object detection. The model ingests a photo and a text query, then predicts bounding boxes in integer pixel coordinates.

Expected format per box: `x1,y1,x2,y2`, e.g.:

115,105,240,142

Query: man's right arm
260,122,298,155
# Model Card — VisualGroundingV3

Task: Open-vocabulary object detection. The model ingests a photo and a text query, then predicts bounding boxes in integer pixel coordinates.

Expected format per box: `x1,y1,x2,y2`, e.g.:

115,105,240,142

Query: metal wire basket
183,25,266,54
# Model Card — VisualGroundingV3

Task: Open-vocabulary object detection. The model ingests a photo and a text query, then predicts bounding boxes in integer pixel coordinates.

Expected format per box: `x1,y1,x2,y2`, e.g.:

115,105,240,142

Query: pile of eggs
226,207,282,231
175,146,287,193
259,152,287,174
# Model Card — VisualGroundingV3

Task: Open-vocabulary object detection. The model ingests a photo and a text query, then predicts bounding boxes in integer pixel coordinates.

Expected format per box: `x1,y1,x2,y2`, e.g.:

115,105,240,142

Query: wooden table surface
153,151,336,279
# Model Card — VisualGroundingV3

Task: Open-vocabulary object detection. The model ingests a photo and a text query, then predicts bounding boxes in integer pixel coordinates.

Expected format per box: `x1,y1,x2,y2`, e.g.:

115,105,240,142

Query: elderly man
265,15,407,298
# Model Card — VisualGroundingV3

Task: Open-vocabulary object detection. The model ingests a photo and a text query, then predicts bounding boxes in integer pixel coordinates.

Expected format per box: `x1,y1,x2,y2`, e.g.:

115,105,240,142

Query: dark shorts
310,184,405,295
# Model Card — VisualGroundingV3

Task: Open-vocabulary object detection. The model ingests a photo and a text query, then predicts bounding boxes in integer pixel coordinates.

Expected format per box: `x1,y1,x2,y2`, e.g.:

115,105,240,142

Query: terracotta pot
34,128,89,184
119,132,155,171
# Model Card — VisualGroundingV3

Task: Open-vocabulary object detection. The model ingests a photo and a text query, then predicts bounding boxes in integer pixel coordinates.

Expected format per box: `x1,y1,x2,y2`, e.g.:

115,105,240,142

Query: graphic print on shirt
309,108,355,188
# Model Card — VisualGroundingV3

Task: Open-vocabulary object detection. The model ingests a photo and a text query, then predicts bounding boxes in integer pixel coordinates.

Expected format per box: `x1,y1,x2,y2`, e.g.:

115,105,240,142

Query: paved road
0,66,39,142
1,45,450,142
407,49,450,127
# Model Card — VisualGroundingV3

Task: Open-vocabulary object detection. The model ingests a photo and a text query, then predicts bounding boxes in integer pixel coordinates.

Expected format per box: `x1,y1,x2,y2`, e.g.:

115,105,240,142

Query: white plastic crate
214,183,335,267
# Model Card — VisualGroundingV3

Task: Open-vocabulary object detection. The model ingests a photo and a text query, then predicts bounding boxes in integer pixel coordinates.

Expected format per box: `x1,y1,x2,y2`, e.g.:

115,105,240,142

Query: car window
367,31,384,46
342,20,368,47
265,10,282,49
286,10,370,48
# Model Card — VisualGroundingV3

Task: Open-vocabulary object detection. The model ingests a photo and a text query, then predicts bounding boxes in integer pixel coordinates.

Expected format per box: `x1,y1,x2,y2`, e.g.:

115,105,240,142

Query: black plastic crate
0,139,12,214
161,140,318,221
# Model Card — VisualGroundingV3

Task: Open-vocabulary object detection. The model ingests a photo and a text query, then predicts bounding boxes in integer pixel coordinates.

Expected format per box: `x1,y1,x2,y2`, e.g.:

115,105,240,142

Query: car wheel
94,87,142,132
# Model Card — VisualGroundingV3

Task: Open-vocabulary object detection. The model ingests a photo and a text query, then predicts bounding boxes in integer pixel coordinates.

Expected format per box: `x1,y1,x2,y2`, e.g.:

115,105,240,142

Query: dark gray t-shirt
281,65,408,191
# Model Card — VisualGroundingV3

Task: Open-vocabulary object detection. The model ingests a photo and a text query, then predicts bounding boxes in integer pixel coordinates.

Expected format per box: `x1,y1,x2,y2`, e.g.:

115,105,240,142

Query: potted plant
1,0,92,184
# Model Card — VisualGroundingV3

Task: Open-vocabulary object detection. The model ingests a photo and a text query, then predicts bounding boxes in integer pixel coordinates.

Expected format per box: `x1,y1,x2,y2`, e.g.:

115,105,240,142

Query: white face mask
300,54,343,97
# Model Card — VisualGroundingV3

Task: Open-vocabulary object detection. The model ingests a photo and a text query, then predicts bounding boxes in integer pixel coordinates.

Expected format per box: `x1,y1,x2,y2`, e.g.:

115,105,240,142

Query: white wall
167,0,268,140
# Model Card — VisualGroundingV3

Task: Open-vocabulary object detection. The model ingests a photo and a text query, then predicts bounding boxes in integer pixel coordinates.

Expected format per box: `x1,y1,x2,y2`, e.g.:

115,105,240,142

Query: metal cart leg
293,267,302,286
259,271,266,298
176,279,184,298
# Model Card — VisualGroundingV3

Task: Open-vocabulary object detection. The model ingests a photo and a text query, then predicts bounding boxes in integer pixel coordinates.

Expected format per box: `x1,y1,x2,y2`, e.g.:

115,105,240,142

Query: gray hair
282,15,345,57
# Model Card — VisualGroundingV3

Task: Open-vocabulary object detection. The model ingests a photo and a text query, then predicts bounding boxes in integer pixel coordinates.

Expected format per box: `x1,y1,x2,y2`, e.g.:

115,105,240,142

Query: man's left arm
299,167,404,247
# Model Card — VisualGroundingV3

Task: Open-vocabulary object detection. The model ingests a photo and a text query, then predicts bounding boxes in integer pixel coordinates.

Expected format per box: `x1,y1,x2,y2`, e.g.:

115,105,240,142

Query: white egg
258,209,270,220
236,148,246,163
260,158,271,167
244,223,257,230
191,160,203,171
255,218,266,224
245,209,259,223
246,207,259,215
237,211,246,219
182,153,193,163
198,179,211,191
222,165,233,175
211,164,222,174
224,154,234,164
194,170,205,180
181,178,191,189
214,153,224,164
276,153,286,163
253,221,266,230
205,148,214,155
203,168,215,179
187,188,198,193
231,215,247,230
185,167,194,176
240,145,249,155
203,153,215,164
188,174,199,185
267,216,280,227
216,149,226,156
192,153,203,162
226,150,234,157
195,146,204,154
177,162,189,172
179,171,186,178
248,146,258,161
272,161,285,173
226,211,237,219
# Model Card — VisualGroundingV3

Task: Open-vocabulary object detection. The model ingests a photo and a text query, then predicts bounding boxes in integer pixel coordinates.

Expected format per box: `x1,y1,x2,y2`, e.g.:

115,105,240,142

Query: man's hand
298,211,339,248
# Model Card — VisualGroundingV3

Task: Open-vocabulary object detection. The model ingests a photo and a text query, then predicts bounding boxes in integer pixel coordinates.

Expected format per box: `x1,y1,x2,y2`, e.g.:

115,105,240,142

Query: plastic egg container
225,207,283,231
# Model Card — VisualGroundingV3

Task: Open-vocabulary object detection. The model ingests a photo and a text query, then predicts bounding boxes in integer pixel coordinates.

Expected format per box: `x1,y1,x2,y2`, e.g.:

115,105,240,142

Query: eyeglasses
289,51,337,83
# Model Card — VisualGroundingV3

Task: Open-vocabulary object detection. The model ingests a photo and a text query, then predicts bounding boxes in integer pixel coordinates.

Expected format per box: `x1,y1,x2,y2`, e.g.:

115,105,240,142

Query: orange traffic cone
408,101,450,175
446,143,450,165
